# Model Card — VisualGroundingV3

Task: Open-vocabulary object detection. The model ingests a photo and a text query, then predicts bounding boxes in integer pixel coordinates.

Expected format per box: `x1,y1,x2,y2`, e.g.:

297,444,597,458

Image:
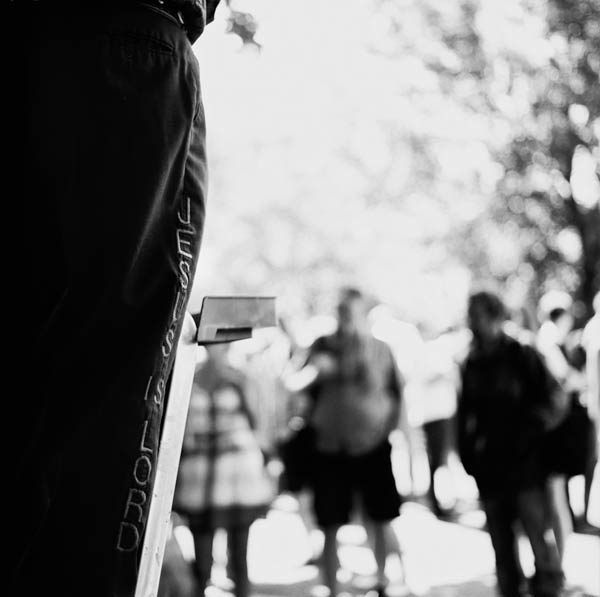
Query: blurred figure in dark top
10,3,221,596
457,290,567,597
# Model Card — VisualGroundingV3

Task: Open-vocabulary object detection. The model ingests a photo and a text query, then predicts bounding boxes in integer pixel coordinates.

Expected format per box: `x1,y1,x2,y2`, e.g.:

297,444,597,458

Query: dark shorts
312,440,402,527
543,398,598,478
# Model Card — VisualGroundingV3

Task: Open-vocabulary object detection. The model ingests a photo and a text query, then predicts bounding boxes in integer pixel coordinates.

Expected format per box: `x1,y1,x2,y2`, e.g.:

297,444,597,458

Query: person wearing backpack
457,290,567,597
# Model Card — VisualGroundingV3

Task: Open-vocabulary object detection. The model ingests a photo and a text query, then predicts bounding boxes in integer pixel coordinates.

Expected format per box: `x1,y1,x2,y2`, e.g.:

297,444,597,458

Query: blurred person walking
536,296,594,551
298,287,405,597
172,344,274,597
411,327,460,519
369,307,426,502
458,290,566,597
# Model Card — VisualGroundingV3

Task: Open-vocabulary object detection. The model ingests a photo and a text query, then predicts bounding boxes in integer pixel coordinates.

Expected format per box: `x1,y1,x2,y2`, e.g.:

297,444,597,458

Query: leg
311,451,352,596
383,523,406,585
517,487,564,597
583,458,598,523
426,454,441,515
364,520,397,592
363,518,406,590
482,495,525,597
546,475,572,561
297,488,324,562
583,425,598,525
380,521,403,560
192,531,215,597
423,420,444,515
398,403,418,496
360,441,404,593
321,525,341,597
227,525,251,597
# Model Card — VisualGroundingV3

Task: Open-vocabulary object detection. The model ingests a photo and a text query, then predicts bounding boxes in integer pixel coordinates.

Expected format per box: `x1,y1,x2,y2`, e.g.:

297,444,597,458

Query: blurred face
337,296,368,334
467,301,503,345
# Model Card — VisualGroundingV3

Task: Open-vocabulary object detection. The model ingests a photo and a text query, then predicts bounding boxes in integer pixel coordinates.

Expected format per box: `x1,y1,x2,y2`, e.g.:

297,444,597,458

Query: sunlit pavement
183,457,600,597
176,492,599,597
235,496,598,597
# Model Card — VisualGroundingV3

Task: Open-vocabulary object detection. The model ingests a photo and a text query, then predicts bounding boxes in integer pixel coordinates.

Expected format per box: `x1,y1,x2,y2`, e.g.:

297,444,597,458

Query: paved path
176,493,599,597
168,446,600,597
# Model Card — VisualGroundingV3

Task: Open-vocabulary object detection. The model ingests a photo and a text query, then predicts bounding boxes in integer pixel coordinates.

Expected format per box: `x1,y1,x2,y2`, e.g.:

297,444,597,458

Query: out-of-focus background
159,1,600,596
190,0,599,331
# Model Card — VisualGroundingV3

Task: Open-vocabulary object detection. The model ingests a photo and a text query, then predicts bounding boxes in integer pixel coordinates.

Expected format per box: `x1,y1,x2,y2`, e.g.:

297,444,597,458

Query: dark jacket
166,0,222,42
457,333,567,496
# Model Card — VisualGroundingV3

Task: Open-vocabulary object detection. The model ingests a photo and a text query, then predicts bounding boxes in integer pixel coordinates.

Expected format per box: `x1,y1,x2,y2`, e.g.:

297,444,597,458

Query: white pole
134,296,277,597
135,311,198,597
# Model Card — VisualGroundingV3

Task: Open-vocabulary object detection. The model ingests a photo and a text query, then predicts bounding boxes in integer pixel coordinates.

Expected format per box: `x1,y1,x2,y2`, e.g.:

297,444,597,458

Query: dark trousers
9,4,206,596
191,526,251,597
422,417,454,513
482,488,564,597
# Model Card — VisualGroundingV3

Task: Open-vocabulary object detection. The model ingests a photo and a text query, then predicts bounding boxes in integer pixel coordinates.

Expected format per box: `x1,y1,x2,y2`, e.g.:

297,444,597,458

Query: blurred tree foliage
496,0,600,318
195,0,599,325
224,0,262,49
375,0,600,318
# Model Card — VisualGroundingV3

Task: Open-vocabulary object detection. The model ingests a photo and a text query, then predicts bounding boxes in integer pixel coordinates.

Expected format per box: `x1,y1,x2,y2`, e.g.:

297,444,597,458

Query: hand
312,353,337,376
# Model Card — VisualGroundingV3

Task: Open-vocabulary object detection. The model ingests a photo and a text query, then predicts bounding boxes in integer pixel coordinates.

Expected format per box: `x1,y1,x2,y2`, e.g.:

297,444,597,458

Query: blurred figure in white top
411,324,462,519
535,291,586,559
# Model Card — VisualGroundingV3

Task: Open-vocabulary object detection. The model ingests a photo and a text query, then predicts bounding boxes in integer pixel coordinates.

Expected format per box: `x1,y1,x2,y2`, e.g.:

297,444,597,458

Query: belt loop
157,0,185,27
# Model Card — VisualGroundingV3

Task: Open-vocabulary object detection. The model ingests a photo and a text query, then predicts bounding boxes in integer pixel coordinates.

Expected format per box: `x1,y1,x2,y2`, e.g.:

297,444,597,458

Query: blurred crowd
159,286,600,597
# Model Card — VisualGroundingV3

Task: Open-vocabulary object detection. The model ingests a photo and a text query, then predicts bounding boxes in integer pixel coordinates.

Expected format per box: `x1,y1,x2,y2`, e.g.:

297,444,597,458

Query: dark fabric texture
9,5,207,596
482,488,564,597
183,504,268,534
457,334,566,497
29,0,223,43
277,422,317,493
311,440,402,527
543,395,598,477
134,0,223,43
423,417,454,472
